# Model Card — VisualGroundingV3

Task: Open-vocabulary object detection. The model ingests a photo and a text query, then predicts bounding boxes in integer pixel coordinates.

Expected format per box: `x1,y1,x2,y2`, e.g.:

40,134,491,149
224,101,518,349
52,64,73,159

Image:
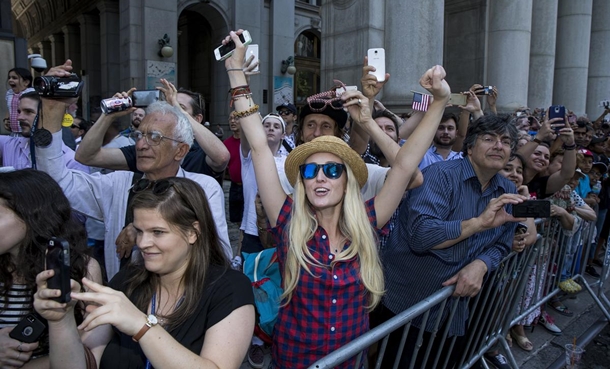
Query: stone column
586,0,610,118
77,13,102,118
97,1,120,98
37,40,52,64
553,0,593,115
62,24,82,74
486,0,533,112
119,0,144,90
527,0,558,109
48,33,65,66
268,0,294,112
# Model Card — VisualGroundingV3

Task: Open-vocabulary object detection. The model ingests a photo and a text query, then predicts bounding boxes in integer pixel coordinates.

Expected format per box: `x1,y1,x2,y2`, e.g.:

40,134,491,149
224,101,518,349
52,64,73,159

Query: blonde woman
222,31,451,368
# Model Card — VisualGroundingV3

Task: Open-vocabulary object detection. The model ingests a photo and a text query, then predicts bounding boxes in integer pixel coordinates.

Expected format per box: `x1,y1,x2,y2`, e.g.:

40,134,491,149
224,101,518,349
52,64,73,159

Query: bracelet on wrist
226,68,243,72
234,104,260,118
533,138,542,145
230,93,252,107
563,143,576,151
229,85,250,94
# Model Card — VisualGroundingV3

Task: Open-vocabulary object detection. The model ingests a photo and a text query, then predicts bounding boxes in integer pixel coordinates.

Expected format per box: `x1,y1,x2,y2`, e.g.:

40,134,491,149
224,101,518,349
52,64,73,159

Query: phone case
9,314,47,343
548,105,566,132
46,237,71,303
448,93,467,106
214,30,252,61
513,200,551,218
367,48,385,82
246,44,259,72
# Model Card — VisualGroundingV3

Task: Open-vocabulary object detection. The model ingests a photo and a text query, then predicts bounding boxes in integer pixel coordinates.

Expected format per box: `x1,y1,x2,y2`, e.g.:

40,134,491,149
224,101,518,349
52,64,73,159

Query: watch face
148,315,158,325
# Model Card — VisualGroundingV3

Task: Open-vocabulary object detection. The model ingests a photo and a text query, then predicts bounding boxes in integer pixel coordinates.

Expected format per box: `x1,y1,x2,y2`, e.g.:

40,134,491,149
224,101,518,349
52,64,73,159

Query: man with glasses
33,61,231,279
276,102,297,149
373,114,525,368
0,91,88,172
75,83,230,184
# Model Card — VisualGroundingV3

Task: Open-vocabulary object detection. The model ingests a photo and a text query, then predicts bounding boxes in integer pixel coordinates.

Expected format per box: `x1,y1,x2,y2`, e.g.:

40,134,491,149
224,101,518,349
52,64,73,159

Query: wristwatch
132,314,158,342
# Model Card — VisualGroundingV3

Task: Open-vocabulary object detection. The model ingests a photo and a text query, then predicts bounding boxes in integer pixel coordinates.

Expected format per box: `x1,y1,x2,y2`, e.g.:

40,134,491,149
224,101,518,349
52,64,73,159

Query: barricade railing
309,217,610,369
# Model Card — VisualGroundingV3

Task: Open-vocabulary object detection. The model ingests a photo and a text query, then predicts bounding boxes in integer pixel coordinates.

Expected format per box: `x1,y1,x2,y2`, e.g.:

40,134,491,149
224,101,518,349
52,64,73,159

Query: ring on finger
357,99,362,105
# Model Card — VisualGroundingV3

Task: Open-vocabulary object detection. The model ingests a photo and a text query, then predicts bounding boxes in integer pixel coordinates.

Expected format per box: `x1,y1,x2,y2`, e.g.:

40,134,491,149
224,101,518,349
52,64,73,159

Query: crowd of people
1,28,609,369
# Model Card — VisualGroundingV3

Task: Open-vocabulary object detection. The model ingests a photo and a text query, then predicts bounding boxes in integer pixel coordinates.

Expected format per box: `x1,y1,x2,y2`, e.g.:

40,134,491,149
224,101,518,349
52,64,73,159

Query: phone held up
132,90,162,108
246,44,259,73
367,48,386,83
513,200,551,219
214,30,252,61
548,105,566,133
9,314,47,343
475,86,494,95
46,237,71,303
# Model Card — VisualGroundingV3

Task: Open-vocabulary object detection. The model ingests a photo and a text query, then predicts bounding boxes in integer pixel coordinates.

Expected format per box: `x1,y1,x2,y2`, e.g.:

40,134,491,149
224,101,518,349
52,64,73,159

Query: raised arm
223,31,285,226
365,65,450,226
546,128,576,194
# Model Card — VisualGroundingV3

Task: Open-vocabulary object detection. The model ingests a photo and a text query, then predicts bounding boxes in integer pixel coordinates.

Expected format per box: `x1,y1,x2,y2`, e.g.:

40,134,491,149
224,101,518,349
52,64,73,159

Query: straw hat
284,136,368,188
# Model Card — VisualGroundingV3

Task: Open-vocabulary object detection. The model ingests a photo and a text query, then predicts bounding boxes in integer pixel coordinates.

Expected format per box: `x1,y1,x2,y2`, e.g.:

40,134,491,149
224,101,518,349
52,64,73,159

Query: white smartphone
246,44,259,72
367,48,386,82
214,30,252,61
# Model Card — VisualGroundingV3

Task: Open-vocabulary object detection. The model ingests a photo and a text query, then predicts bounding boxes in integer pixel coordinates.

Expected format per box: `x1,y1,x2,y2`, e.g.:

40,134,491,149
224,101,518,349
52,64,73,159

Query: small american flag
412,92,431,112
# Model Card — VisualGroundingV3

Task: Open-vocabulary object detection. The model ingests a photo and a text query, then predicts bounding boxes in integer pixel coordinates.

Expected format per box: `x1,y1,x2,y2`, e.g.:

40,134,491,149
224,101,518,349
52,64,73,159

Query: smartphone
367,48,386,83
46,237,71,303
214,30,252,61
9,314,47,343
132,90,161,108
515,223,528,235
335,85,357,97
449,93,467,106
475,86,494,95
513,200,551,218
246,44,259,73
549,105,566,132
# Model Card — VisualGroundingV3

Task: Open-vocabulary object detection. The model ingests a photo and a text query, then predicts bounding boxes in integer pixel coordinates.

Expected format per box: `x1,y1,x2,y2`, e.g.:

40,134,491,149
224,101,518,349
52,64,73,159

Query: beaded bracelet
234,104,260,118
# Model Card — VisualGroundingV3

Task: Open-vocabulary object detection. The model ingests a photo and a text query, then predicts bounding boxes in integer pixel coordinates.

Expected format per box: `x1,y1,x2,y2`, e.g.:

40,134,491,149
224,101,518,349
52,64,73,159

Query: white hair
146,101,194,147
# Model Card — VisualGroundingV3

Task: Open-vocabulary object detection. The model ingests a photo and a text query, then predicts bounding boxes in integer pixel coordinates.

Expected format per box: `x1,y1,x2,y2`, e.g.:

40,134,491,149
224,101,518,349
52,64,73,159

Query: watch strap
132,316,155,342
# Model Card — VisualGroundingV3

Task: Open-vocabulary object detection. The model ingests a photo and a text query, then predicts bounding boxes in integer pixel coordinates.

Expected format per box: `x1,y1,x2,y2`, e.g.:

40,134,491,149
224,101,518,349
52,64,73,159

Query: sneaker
484,352,511,369
248,344,265,369
539,311,562,335
586,265,601,278
568,279,582,292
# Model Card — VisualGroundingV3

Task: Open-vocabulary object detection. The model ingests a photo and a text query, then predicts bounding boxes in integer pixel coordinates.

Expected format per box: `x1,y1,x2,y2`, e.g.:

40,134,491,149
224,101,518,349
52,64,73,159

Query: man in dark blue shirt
372,114,525,368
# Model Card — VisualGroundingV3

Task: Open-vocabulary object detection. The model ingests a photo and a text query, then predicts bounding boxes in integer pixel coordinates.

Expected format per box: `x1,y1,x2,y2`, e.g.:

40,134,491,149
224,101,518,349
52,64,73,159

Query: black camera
34,74,83,98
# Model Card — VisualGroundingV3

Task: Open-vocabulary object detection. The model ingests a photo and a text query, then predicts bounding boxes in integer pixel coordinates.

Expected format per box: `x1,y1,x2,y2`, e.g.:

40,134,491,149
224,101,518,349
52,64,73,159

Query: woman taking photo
35,177,254,369
0,169,101,368
221,30,450,368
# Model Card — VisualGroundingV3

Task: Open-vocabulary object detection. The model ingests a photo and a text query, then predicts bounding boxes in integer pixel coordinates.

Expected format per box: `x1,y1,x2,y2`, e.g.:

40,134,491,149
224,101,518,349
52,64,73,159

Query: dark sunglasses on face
278,110,292,116
132,178,174,194
299,162,346,180
70,124,81,129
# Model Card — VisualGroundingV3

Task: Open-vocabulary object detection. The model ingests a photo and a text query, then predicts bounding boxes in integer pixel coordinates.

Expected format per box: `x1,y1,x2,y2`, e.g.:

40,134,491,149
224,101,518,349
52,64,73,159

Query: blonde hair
282,164,384,310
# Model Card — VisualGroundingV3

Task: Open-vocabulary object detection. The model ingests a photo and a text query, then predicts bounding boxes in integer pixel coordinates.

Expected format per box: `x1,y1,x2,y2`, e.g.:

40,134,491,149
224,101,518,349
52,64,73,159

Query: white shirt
36,131,232,279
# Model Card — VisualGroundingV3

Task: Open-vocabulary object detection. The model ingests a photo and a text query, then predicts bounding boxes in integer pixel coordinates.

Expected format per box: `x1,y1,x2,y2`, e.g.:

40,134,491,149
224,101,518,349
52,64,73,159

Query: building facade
3,0,609,129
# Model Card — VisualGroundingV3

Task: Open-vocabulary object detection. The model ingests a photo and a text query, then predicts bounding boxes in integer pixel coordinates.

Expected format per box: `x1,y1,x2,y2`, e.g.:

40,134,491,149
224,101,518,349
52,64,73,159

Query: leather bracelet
229,85,250,94
234,104,260,118
563,143,576,151
533,138,542,145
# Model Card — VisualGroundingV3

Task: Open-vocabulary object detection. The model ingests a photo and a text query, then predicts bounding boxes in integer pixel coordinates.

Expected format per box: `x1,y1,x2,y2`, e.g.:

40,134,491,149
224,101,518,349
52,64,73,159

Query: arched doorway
294,30,321,109
177,3,228,124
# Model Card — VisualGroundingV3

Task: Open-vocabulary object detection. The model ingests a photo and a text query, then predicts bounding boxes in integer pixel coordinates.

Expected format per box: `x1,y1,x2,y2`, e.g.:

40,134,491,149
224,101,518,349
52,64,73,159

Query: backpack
242,248,283,344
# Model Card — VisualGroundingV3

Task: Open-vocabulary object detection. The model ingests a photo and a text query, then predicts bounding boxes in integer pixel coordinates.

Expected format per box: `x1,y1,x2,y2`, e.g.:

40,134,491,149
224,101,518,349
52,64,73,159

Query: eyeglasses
277,110,293,116
130,130,183,146
70,124,81,129
132,178,173,194
299,163,346,180
479,135,512,147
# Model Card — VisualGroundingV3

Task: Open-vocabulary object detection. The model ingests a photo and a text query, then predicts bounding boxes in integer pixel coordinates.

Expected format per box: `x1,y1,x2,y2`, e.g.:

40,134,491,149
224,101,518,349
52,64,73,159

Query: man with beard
361,109,403,167
121,107,146,141
0,91,88,172
418,112,462,170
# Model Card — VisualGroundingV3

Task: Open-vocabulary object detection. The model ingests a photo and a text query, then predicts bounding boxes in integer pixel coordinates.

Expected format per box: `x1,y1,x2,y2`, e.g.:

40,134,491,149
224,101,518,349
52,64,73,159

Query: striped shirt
0,283,32,328
382,158,517,336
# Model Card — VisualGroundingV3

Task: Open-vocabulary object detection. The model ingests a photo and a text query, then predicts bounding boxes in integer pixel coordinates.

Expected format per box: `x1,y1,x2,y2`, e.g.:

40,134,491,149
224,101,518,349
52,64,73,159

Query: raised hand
419,65,450,102
477,193,527,230
34,269,81,322
157,78,179,108
361,56,390,99
223,30,248,72
340,90,373,126
115,223,137,259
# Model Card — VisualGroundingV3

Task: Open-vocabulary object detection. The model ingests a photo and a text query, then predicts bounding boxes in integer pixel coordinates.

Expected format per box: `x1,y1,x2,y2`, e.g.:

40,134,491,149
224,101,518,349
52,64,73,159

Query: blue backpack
242,248,283,342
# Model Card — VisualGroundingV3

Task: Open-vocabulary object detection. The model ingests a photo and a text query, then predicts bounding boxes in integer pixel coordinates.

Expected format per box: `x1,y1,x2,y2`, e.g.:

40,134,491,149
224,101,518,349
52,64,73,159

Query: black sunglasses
70,124,81,129
299,163,345,180
132,178,174,194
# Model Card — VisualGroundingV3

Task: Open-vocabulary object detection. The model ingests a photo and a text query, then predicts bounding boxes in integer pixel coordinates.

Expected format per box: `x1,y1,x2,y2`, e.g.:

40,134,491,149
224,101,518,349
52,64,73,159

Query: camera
34,74,83,99
28,54,47,73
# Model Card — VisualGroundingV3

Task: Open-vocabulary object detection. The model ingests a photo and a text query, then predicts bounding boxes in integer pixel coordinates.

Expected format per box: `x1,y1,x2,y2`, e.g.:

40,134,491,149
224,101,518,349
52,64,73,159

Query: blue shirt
575,175,591,199
382,157,517,336
418,145,463,170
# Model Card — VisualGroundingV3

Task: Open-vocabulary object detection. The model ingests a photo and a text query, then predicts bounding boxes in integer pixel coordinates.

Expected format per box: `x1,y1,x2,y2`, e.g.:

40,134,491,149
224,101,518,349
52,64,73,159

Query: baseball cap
578,148,594,157
276,103,297,115
592,162,608,174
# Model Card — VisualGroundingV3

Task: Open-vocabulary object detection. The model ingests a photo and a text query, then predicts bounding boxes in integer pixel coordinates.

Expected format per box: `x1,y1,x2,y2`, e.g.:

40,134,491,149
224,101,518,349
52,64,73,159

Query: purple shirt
0,135,89,172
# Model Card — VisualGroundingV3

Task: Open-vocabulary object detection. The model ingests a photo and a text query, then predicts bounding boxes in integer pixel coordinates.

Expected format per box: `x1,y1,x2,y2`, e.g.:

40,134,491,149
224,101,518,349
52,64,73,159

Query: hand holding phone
245,44,259,73
367,48,386,83
9,314,47,343
132,90,161,108
214,30,252,61
513,200,551,218
548,105,566,133
46,237,71,303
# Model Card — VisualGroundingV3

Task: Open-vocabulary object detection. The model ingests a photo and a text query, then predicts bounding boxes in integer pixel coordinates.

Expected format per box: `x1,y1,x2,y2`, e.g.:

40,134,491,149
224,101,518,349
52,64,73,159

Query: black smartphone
548,105,566,132
9,314,47,343
515,222,528,235
513,200,551,218
46,237,71,303
132,90,161,108
475,86,494,95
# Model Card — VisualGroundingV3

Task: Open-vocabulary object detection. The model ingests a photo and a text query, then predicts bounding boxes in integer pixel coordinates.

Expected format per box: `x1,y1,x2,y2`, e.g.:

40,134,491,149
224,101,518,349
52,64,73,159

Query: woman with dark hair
35,177,254,369
4,68,34,136
0,169,101,368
